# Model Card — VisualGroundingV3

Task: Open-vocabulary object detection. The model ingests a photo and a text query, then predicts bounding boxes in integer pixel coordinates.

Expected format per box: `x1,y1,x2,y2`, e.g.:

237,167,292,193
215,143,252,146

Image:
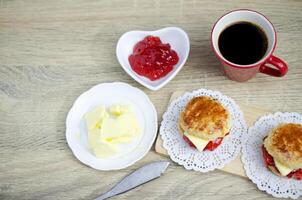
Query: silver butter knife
95,161,170,200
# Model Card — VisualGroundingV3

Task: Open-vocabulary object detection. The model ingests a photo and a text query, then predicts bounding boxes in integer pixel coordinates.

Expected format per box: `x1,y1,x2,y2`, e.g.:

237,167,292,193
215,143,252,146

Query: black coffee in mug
218,21,268,65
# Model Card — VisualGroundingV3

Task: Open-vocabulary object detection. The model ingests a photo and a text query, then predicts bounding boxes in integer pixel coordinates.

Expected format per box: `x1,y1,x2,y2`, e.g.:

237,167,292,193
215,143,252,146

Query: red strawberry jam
287,169,302,180
262,145,275,167
128,36,179,81
204,137,224,151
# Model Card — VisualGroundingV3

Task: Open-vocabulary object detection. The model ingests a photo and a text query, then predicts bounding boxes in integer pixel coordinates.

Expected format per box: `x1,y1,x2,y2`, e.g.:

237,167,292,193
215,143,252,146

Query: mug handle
259,55,288,77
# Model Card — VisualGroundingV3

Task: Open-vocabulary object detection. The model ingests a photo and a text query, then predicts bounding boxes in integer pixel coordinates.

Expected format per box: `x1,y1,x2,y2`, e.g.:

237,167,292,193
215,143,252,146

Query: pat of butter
85,106,108,130
110,105,130,116
93,142,118,158
101,113,139,141
274,159,293,176
85,104,140,158
184,132,209,152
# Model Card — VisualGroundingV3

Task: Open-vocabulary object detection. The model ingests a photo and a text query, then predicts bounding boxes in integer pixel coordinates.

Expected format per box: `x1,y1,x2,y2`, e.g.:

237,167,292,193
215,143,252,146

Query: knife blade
95,161,170,200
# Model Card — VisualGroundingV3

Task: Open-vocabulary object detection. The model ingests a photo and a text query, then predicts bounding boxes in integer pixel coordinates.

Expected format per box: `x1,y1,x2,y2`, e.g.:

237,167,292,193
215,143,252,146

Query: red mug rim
210,9,277,69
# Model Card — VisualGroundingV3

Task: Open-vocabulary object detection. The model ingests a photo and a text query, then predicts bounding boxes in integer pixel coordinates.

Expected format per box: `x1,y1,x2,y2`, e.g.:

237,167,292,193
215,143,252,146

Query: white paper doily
159,88,247,172
242,112,302,199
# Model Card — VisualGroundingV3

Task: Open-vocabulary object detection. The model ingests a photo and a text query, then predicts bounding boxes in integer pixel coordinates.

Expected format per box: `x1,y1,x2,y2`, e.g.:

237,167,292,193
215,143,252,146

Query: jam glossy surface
262,145,275,167
287,169,302,180
129,36,179,81
204,137,223,151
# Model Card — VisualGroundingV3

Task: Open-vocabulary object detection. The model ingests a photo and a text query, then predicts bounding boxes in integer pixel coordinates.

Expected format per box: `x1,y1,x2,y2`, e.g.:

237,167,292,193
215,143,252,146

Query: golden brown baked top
179,96,231,140
264,123,302,169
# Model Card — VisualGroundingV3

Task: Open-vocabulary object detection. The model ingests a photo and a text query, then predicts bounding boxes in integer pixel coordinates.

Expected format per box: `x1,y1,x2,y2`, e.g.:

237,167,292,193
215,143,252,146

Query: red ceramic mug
211,10,288,82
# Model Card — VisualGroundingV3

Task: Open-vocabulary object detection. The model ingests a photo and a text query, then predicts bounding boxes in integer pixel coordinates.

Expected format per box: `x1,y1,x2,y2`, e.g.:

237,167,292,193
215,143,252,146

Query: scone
262,123,302,180
178,96,231,151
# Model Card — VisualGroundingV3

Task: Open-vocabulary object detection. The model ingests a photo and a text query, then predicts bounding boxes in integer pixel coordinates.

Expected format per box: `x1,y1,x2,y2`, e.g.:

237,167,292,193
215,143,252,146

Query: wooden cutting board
155,91,270,178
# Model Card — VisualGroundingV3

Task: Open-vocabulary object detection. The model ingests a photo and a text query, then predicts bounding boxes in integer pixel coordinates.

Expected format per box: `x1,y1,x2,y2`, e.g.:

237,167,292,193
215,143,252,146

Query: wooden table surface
1,0,302,199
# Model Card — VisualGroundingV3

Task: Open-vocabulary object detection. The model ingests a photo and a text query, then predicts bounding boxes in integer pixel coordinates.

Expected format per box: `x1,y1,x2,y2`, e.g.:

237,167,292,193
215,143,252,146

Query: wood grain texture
0,0,302,199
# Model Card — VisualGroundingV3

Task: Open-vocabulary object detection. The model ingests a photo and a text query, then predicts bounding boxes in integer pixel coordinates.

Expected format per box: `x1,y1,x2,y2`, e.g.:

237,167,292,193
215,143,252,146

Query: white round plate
66,82,157,170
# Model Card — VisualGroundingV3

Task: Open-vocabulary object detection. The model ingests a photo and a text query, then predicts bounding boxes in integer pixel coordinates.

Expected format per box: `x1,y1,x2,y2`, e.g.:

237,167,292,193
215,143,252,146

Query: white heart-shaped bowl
116,27,190,91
